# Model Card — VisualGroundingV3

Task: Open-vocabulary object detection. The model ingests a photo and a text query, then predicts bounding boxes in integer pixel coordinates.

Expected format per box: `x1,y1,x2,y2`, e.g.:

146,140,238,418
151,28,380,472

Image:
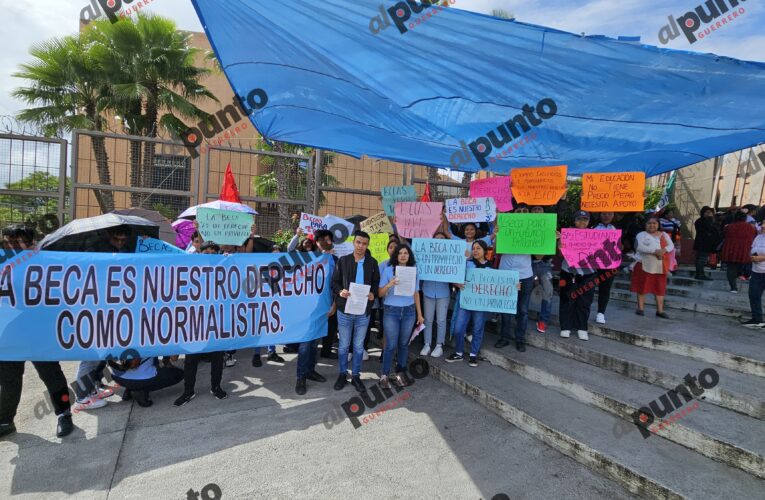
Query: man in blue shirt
330,231,380,393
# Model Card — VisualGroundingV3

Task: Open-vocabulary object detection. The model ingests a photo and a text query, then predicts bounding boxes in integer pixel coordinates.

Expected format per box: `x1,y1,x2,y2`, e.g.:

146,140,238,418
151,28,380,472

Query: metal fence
2,125,484,243
70,129,312,239
0,132,67,235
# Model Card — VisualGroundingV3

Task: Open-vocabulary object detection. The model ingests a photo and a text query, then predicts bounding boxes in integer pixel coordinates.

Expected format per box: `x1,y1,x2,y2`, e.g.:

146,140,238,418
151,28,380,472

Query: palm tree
252,142,339,228
13,35,115,211
85,13,216,206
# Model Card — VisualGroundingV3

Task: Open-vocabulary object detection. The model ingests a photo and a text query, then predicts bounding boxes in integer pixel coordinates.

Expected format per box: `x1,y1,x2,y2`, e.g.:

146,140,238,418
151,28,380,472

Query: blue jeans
296,339,318,379
540,299,552,323
500,276,534,343
337,311,370,377
453,308,487,356
748,272,765,322
382,304,416,375
423,296,449,346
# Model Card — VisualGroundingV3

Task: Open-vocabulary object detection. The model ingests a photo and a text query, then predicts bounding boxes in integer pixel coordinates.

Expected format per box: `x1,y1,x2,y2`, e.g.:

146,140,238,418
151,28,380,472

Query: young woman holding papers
446,241,493,367
377,244,424,389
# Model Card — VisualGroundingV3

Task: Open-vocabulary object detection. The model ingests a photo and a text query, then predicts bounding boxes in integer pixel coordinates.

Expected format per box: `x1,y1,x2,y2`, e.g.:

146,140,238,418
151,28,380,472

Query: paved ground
0,348,634,500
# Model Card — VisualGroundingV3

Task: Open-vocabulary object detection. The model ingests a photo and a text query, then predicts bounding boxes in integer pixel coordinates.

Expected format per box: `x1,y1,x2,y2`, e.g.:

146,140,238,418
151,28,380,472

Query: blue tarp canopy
190,0,765,176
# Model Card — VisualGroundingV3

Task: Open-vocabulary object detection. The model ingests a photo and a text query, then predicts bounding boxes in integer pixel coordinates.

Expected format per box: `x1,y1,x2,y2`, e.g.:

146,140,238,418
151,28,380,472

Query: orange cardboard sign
511,165,568,206
581,172,645,212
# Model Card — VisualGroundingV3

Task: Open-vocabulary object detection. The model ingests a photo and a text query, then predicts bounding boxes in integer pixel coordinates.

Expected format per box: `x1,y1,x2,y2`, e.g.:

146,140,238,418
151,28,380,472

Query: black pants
0,361,71,424
559,271,596,332
113,366,184,396
321,313,338,356
727,262,743,291
597,274,615,314
694,251,709,278
183,352,223,394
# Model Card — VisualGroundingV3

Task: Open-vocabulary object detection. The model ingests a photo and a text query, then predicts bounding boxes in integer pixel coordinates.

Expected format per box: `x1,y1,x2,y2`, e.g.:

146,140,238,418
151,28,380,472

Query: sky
0,0,763,118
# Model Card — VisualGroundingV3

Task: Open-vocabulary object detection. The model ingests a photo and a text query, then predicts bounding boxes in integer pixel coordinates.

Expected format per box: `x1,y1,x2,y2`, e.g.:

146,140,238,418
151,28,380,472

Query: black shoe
173,392,196,407
515,341,526,352
741,319,765,328
333,374,347,391
122,389,132,402
252,355,262,367
351,376,367,393
283,345,299,354
468,355,478,367
295,378,307,395
211,387,228,400
267,352,285,364
133,391,153,408
56,415,73,438
635,309,645,316
320,351,338,360
445,353,463,363
0,422,16,439
494,339,510,349
656,312,670,319
307,371,326,383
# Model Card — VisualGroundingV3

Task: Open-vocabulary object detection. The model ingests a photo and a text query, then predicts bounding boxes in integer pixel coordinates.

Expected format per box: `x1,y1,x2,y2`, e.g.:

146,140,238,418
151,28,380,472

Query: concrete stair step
521,331,765,419
423,353,765,499
612,280,751,303
478,337,765,478
608,289,749,318
529,299,765,378
614,274,749,291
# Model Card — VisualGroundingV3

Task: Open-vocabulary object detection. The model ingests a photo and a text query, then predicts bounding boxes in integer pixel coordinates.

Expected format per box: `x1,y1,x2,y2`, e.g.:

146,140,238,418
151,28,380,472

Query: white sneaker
224,354,237,367
431,344,443,358
74,396,107,412
596,313,606,324
96,386,116,400
420,345,431,356
577,330,589,341
362,350,370,361
560,330,571,338
730,290,739,294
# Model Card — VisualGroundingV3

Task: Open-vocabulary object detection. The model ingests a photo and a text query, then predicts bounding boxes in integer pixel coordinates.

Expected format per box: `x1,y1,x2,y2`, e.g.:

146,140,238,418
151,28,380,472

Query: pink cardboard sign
470,176,512,212
394,202,443,239
560,229,622,269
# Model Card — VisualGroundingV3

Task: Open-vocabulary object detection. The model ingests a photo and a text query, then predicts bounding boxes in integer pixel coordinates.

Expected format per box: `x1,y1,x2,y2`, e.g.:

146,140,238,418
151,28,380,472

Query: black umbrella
38,214,159,252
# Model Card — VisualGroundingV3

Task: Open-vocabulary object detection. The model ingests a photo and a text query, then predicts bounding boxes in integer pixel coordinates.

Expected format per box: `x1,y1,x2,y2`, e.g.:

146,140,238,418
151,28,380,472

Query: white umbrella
178,200,258,219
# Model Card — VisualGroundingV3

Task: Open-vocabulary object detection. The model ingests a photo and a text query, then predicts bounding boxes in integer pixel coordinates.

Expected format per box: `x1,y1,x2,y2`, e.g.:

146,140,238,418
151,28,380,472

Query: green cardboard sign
496,213,557,255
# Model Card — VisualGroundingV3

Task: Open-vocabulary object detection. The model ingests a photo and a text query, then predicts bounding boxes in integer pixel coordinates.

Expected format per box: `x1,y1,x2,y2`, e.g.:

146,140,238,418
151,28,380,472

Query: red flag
219,163,242,203
421,181,432,202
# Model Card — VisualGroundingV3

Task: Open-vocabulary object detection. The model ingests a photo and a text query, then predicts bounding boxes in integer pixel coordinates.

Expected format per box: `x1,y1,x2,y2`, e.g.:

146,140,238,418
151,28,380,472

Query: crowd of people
0,199,762,441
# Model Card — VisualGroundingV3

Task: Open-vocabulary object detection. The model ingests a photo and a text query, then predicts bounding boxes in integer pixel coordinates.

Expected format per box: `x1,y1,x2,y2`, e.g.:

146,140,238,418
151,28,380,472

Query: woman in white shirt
743,225,765,327
630,216,674,318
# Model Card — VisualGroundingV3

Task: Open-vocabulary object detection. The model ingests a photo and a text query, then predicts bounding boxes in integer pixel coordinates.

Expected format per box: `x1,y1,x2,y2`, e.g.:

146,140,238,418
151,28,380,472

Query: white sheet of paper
394,266,417,296
409,323,425,345
344,282,371,315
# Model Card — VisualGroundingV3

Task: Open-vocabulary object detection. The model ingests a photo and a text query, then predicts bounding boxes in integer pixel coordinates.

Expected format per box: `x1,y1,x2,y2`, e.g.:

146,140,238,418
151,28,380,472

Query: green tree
85,13,216,206
0,171,69,230
13,14,215,211
13,35,115,211
252,144,339,228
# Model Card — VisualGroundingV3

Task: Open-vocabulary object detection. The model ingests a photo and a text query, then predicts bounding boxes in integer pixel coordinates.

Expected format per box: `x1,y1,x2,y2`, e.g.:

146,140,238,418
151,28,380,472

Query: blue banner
0,251,333,361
